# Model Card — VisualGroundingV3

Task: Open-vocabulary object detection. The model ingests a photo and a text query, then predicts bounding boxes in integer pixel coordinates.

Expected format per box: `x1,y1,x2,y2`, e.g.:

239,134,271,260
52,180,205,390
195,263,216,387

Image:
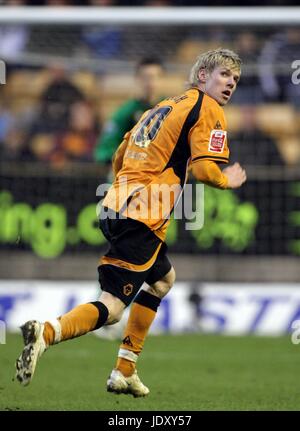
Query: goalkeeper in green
94,57,165,165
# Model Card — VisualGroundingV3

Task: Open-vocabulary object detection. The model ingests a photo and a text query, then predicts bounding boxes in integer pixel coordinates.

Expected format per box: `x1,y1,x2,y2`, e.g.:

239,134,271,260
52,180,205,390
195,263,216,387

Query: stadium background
1,1,300,411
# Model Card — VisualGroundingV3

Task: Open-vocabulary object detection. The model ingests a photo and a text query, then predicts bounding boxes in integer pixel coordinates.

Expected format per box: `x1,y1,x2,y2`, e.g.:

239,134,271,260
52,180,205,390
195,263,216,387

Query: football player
15,48,246,397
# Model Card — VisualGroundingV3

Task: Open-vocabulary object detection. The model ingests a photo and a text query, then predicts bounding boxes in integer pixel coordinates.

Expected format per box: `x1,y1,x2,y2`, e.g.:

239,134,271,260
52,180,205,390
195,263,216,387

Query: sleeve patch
208,130,227,153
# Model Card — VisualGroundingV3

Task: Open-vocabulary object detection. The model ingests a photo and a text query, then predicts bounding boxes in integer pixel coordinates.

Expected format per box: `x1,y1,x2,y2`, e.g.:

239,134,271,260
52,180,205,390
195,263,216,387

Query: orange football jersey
102,87,229,240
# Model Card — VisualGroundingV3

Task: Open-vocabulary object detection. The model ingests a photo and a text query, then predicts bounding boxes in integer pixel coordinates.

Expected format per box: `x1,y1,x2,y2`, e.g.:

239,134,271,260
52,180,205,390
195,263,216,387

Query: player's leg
114,267,175,376
108,248,175,397
43,291,125,345
15,209,126,386
15,292,125,386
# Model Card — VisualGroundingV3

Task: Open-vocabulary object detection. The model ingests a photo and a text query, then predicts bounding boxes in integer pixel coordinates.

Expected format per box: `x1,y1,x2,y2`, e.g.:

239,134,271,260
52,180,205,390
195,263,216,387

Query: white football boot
15,320,47,386
107,369,150,398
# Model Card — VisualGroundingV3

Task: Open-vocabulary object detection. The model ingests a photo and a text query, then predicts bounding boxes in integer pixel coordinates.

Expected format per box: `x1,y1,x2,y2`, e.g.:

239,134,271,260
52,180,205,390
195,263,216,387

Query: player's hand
222,162,247,189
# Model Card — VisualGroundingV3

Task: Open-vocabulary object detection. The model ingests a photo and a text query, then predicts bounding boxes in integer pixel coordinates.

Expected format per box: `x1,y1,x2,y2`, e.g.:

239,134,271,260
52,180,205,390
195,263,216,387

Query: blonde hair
188,48,241,88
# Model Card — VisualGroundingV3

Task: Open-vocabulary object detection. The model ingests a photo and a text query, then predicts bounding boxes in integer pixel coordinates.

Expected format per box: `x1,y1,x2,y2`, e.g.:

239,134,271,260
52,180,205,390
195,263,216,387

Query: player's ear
198,68,207,84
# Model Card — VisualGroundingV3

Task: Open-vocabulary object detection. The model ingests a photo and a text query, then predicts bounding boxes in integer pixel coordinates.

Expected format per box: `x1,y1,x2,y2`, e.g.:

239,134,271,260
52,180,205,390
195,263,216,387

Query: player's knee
148,267,176,298
105,311,123,325
167,266,176,287
98,291,125,325
105,306,124,325
162,267,176,292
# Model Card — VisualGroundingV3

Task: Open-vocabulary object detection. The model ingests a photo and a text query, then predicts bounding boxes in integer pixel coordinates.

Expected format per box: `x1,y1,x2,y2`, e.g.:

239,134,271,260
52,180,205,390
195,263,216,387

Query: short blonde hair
188,48,241,88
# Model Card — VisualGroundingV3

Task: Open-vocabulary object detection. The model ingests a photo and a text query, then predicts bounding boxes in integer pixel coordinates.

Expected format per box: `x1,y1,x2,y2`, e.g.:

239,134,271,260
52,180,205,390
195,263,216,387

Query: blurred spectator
258,27,300,108
229,105,284,166
32,64,84,134
24,64,99,167
51,101,99,166
81,25,122,60
81,0,121,60
94,57,165,165
231,31,263,105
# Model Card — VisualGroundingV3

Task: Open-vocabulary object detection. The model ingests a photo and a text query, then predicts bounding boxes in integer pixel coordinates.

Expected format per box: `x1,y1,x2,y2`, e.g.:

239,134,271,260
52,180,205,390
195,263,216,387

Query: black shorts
98,208,172,306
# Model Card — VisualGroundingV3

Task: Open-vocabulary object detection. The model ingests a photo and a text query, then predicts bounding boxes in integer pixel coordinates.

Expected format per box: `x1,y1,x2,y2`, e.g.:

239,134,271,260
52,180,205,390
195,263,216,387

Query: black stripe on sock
89,301,109,330
133,290,161,312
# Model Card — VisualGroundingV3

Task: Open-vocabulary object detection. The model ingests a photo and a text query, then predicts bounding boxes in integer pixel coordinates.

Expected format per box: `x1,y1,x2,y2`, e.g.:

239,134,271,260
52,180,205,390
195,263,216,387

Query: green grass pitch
1,332,299,411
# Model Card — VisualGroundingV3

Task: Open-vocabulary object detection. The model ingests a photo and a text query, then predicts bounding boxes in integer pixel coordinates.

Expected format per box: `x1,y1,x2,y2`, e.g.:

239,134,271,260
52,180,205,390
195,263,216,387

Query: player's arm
189,100,246,189
192,159,246,189
191,159,228,189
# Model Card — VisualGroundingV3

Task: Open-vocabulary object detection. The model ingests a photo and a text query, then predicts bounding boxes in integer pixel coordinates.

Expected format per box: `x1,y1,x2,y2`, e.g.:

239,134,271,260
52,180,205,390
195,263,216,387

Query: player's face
136,65,164,102
201,66,240,106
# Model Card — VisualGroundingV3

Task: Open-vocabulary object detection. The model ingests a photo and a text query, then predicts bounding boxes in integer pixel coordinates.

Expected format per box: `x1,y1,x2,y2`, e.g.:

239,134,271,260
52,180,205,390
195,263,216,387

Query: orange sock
116,290,161,377
43,301,108,346
43,322,55,346
116,357,136,377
